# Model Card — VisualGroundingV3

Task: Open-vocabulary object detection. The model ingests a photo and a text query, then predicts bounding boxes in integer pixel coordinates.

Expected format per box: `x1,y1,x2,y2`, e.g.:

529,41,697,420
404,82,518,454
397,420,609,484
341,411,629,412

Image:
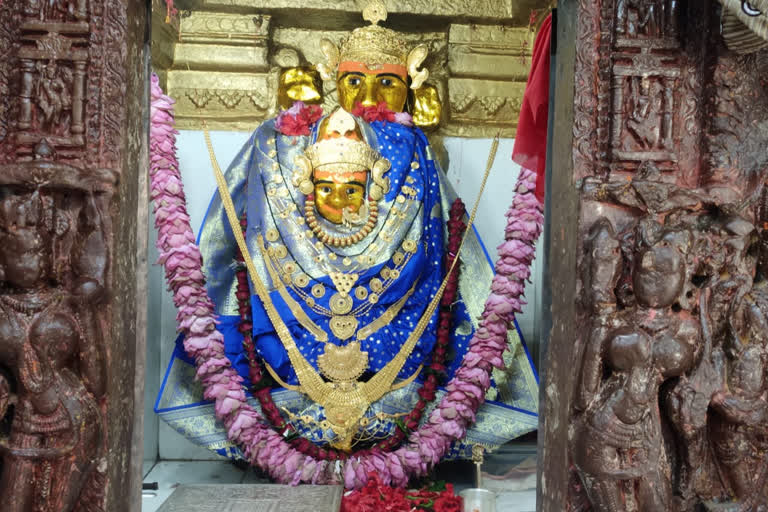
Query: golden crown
316,0,429,89
304,137,380,175
293,109,388,195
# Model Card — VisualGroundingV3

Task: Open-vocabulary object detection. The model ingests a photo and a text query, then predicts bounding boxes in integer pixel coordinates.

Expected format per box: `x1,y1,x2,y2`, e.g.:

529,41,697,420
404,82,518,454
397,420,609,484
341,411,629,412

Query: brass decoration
311,283,326,298
329,292,353,315
150,0,550,137
293,273,310,288
328,315,359,341
278,67,322,109
412,84,442,131
329,271,359,295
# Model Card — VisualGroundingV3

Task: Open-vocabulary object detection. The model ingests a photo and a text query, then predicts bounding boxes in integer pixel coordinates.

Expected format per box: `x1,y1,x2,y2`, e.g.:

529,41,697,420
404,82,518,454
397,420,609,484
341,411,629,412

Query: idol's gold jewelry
205,121,500,450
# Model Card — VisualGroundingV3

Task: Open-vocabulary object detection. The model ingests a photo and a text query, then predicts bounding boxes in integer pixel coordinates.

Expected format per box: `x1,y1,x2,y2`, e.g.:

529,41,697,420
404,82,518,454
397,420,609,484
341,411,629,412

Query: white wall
147,131,544,460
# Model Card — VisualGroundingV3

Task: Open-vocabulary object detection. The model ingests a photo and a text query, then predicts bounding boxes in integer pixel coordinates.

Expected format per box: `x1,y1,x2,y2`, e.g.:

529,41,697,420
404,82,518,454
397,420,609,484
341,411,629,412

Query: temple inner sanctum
0,0,767,511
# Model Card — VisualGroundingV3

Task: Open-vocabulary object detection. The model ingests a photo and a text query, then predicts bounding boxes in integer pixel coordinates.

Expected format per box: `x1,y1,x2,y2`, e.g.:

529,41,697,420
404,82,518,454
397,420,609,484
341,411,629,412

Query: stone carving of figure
626,76,664,150
707,204,768,506
0,181,107,512
616,0,678,37
36,60,73,133
574,217,702,511
710,306,768,507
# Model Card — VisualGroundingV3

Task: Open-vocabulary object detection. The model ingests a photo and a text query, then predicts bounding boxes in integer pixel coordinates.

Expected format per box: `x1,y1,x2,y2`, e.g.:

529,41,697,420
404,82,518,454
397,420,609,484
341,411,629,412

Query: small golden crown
316,0,429,89
307,109,380,173
304,137,380,175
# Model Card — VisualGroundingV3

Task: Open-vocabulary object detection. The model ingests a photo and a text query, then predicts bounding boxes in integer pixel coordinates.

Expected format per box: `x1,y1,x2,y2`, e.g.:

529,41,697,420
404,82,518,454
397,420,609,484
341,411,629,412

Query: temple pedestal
156,484,343,512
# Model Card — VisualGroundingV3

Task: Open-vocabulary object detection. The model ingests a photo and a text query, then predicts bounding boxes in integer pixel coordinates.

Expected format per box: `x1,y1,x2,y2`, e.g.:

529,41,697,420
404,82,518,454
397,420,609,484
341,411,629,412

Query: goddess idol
157,0,538,462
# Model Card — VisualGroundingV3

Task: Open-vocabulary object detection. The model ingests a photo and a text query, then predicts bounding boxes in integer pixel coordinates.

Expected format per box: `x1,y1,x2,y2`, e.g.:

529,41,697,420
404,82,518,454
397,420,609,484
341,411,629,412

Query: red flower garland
234,199,467,459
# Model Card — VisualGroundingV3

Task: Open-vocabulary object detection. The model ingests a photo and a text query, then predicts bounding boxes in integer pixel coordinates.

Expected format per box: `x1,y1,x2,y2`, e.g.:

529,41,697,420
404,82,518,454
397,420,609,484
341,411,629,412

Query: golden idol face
314,177,366,224
277,67,323,110
337,72,408,113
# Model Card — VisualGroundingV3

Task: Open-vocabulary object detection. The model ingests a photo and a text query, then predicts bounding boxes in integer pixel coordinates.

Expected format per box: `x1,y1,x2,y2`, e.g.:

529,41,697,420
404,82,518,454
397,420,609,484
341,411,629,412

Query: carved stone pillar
0,1,148,511
540,1,768,511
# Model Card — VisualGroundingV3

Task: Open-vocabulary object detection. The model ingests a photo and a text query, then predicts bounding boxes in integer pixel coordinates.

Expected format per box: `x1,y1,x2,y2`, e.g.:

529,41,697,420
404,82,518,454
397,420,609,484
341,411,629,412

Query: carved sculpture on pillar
0,0,143,509
0,164,114,512
543,0,768,510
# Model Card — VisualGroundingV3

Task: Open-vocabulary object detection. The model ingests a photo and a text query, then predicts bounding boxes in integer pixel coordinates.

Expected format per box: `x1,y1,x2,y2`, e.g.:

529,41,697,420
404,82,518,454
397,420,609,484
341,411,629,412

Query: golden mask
412,84,442,130
337,71,408,113
293,108,391,224
316,0,429,113
314,179,365,224
277,67,323,110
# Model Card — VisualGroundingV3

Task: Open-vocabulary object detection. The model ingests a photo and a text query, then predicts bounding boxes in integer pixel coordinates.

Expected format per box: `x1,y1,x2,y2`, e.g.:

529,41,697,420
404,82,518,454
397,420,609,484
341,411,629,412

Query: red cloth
512,13,552,203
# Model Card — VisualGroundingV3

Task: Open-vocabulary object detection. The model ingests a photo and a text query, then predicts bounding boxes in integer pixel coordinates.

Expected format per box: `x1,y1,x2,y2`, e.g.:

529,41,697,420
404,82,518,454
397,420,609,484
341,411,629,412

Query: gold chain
203,125,498,446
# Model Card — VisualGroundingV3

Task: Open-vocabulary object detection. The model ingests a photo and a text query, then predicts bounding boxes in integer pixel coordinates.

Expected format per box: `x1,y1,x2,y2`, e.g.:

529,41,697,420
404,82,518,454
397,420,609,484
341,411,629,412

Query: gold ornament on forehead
316,0,429,90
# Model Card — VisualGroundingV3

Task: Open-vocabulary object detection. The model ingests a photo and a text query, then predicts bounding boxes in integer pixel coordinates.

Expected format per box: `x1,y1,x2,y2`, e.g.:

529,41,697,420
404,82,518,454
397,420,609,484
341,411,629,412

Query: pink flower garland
149,73,543,488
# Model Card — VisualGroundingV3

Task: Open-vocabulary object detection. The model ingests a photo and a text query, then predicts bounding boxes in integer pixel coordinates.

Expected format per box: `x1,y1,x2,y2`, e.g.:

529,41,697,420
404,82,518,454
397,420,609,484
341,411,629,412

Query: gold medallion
293,273,310,288
402,239,417,253
317,342,368,382
330,293,353,315
393,251,405,265
329,315,359,340
368,293,379,304
266,228,279,242
370,278,383,293
355,286,368,300
274,244,288,259
312,283,326,298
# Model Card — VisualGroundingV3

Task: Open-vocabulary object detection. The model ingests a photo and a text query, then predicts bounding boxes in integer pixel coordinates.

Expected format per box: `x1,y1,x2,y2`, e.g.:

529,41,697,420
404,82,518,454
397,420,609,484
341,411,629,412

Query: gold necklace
264,236,415,320
304,199,378,247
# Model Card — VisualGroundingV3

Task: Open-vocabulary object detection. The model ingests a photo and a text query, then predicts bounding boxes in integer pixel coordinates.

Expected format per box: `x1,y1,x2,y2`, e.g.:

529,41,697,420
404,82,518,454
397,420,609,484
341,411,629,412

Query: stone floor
141,443,537,512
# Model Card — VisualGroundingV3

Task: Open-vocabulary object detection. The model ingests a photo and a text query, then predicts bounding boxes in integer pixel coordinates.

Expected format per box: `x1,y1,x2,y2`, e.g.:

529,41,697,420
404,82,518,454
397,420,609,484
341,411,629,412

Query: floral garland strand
149,73,543,488
234,201,467,460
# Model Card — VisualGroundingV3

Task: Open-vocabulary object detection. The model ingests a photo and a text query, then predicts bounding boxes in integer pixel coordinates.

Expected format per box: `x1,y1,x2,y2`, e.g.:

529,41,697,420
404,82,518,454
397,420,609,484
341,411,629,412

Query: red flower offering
341,472,463,512
276,101,323,136
352,101,397,124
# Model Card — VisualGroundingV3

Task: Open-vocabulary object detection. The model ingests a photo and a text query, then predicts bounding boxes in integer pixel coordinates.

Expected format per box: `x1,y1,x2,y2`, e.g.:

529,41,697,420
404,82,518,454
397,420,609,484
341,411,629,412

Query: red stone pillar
0,1,148,511
540,1,768,510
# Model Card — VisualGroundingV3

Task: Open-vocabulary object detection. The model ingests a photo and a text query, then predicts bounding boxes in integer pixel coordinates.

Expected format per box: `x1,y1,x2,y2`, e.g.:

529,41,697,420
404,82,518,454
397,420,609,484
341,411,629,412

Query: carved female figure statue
0,181,107,512
708,218,768,506
574,218,701,511
36,60,73,132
